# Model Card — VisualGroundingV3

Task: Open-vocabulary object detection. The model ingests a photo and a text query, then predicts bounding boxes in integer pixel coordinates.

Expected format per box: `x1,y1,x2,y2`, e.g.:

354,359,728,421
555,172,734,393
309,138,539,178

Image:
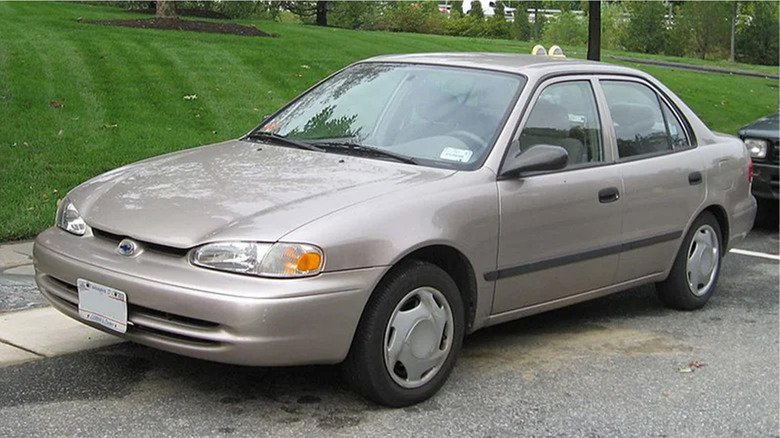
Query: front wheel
657,212,723,310
342,261,465,407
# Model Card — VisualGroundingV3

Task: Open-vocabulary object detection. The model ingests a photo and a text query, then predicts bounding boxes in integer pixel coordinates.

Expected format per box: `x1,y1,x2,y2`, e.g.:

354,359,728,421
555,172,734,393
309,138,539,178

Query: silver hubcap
686,224,719,296
384,287,454,389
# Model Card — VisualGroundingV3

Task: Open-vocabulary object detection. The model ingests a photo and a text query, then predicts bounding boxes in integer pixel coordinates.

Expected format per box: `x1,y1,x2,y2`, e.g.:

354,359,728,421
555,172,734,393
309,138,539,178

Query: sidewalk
0,240,47,312
0,240,122,367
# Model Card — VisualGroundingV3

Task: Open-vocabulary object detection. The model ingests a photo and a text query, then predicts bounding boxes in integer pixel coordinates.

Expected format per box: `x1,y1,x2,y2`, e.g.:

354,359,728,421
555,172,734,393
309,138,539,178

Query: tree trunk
729,1,738,62
315,1,328,27
587,1,601,61
155,0,176,18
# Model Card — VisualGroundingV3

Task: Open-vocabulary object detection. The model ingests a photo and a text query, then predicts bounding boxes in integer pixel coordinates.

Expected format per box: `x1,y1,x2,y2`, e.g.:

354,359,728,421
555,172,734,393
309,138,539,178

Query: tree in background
484,1,512,38
329,1,385,30
527,1,545,41
736,1,780,66
514,5,532,41
468,1,484,19
493,1,505,20
601,1,628,51
729,1,738,62
542,10,587,46
677,0,731,59
155,0,175,18
621,1,666,54
282,1,329,26
451,1,464,18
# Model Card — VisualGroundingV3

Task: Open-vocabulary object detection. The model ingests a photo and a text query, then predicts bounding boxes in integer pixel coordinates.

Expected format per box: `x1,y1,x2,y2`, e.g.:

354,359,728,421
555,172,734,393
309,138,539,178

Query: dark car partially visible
739,112,779,223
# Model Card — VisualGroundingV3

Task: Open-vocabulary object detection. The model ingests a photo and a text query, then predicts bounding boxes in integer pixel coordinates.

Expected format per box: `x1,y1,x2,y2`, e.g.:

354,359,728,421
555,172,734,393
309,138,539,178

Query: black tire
754,198,779,230
657,212,723,310
342,260,465,407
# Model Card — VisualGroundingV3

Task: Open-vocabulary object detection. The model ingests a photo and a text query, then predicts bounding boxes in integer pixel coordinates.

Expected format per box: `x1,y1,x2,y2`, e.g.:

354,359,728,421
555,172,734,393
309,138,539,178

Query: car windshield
254,62,526,169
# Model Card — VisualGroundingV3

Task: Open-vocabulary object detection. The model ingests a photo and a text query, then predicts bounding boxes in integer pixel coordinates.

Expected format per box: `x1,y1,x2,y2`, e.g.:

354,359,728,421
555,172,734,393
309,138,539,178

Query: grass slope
0,2,778,241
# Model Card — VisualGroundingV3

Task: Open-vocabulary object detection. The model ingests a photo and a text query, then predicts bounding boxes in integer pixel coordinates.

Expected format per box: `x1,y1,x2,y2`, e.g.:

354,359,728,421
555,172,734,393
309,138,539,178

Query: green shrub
621,1,667,54
514,7,531,41
737,1,780,66
601,2,628,51
329,1,384,30
542,11,587,46
468,1,484,19
664,14,690,58
381,2,447,35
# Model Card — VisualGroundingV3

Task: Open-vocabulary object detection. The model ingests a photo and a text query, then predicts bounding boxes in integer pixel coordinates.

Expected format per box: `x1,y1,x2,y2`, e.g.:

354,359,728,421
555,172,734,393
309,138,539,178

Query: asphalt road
1,225,777,437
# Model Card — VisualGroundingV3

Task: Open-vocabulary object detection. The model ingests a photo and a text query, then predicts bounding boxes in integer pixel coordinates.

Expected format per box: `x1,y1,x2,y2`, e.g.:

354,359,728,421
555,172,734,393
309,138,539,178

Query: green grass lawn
1,2,778,241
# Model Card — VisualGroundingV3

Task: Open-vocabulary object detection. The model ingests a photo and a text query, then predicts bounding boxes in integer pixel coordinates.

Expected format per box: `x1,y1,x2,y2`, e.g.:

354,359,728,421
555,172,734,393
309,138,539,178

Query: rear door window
601,80,689,159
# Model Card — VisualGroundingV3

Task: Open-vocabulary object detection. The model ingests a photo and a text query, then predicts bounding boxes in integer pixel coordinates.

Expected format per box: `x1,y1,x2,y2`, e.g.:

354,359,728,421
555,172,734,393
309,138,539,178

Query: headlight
745,138,768,159
56,198,86,236
190,242,324,278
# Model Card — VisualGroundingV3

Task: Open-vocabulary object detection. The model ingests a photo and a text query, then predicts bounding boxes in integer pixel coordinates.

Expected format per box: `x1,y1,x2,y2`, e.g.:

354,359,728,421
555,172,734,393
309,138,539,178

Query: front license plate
77,279,128,334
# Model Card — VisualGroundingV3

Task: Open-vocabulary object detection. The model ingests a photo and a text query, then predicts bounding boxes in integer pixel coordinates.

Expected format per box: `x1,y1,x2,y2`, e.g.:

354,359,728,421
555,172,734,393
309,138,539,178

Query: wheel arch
699,204,730,249
384,244,479,333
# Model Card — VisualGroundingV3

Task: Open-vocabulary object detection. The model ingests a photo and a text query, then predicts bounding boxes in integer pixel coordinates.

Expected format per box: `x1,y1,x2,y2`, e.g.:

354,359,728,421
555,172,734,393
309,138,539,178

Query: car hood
739,112,780,140
69,140,454,248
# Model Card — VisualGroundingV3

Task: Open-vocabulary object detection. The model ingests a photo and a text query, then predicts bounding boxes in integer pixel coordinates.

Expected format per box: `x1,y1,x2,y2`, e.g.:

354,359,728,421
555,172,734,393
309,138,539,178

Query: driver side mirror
499,143,568,179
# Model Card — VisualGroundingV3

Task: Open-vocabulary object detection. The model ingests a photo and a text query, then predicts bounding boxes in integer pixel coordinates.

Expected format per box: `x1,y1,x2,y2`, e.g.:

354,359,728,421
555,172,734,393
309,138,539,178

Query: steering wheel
448,130,485,151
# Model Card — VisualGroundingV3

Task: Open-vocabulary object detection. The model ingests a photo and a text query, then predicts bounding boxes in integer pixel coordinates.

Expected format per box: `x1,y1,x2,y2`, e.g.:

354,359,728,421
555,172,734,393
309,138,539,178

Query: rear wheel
342,261,464,407
657,212,722,310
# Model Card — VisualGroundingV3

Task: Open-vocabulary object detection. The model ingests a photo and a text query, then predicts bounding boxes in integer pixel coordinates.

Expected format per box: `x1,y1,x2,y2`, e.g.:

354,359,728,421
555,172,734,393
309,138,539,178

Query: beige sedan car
35,53,756,407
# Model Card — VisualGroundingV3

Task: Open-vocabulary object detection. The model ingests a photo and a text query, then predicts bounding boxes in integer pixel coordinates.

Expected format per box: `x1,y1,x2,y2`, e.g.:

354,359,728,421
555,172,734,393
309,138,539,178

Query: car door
491,77,623,314
597,77,706,283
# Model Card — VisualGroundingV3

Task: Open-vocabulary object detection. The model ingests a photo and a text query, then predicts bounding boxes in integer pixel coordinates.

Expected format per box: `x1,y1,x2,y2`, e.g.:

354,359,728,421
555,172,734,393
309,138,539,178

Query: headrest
409,80,457,123
609,103,656,132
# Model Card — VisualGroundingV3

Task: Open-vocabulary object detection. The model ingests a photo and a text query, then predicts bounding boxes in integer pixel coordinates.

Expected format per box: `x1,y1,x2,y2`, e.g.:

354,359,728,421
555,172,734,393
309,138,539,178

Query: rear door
597,77,706,282
492,77,623,314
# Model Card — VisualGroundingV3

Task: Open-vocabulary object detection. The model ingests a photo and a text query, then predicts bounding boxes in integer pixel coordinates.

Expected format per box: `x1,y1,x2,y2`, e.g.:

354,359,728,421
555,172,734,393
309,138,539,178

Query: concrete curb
604,55,780,80
0,240,34,271
0,307,124,367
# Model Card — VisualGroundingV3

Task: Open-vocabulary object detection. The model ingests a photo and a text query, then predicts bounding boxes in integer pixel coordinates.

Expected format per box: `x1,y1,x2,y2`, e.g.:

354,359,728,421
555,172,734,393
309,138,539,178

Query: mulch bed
126,8,229,20
87,18,273,37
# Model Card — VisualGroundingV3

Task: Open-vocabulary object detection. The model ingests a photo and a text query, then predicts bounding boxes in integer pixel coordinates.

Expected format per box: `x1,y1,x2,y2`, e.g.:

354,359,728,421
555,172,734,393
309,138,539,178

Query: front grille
771,140,779,164
42,275,222,346
92,228,189,257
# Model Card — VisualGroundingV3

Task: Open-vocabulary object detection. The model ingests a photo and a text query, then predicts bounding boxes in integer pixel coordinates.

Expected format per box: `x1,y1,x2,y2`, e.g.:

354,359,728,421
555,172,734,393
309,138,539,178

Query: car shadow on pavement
1,282,672,414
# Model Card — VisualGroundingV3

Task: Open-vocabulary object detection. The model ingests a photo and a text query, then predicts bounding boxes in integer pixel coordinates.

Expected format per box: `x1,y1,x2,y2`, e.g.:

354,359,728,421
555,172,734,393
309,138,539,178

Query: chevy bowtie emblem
117,239,138,256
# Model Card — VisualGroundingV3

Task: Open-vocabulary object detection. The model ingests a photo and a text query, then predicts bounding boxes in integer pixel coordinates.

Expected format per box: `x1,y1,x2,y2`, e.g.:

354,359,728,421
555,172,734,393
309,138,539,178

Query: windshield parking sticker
440,147,473,163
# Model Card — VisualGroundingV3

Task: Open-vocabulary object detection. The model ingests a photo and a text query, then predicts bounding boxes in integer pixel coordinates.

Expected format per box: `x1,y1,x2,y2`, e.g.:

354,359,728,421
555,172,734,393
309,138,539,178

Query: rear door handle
689,171,703,185
598,187,620,203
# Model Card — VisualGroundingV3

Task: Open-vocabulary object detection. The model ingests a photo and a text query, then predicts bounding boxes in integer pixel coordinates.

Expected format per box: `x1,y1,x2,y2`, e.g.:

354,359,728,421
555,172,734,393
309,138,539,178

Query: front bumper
33,227,386,366
752,162,779,200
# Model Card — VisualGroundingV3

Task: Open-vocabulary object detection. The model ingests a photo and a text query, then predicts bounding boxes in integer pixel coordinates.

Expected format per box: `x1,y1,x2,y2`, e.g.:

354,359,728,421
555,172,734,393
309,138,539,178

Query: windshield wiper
314,141,418,165
245,131,324,152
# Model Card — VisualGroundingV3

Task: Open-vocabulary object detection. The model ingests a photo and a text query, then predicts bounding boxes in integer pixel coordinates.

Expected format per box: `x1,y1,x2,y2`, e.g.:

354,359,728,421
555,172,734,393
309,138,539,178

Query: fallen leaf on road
678,367,694,373
688,361,706,369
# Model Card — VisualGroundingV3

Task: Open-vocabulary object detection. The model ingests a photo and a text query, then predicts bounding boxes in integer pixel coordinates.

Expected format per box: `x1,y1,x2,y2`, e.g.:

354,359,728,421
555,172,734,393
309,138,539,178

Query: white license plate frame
77,279,128,334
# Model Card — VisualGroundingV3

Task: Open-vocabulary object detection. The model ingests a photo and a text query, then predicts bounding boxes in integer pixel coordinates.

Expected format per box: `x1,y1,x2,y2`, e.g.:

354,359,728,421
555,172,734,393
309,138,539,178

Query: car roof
361,52,718,146
361,52,643,77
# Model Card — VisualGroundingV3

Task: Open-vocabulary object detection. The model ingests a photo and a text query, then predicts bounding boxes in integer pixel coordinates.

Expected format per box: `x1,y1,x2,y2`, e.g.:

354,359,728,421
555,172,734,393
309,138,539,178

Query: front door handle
598,187,620,203
689,171,703,185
